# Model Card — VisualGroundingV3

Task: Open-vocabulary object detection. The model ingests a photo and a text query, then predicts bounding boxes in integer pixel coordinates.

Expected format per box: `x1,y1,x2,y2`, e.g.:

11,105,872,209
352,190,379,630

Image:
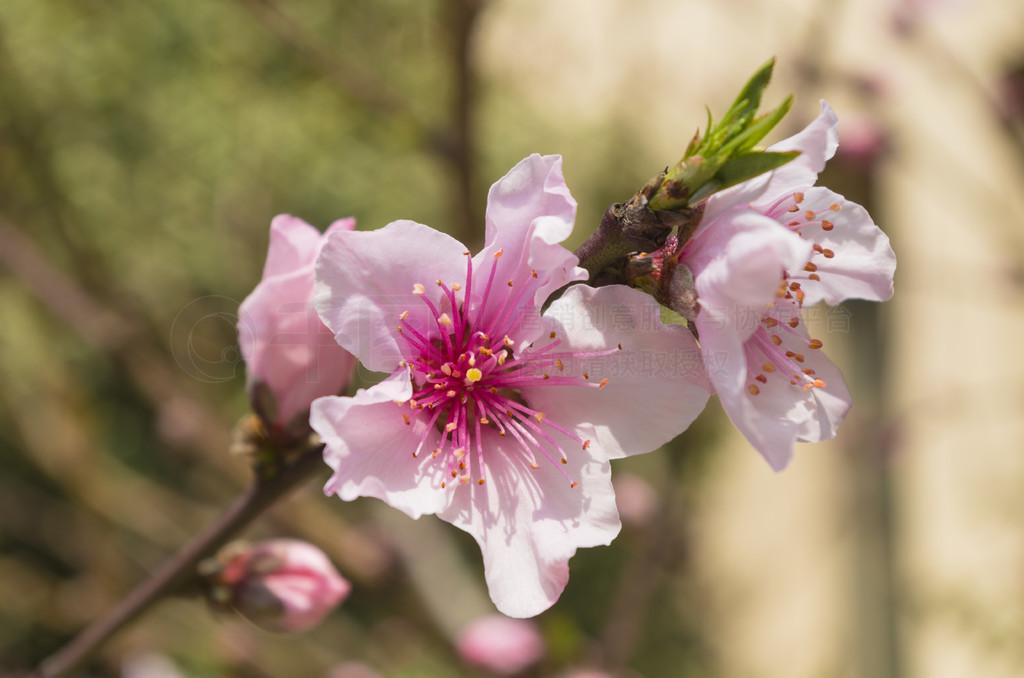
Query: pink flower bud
613,472,658,527
212,539,350,633
238,215,357,432
456,615,544,675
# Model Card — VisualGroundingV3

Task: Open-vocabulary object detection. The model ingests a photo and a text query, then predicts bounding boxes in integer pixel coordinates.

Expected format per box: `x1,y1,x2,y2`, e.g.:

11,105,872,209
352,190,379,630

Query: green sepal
719,57,776,130
720,95,793,156
688,150,800,204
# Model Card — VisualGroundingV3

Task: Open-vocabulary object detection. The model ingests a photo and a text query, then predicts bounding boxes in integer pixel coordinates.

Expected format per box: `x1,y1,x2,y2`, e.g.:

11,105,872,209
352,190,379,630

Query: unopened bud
202,539,350,633
456,615,544,675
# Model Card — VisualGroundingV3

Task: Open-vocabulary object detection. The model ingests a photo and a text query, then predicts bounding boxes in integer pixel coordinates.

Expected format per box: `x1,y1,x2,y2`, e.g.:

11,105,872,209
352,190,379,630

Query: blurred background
2,0,1023,676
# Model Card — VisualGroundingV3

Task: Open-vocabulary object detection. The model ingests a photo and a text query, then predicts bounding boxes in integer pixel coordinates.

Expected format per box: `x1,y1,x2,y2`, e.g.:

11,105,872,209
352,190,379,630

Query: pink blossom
456,615,544,675
220,539,351,633
677,102,896,470
238,215,357,431
311,155,710,617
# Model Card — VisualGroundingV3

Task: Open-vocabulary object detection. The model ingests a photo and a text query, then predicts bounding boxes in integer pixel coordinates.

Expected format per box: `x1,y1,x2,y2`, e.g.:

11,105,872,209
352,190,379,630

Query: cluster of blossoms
237,102,894,620
672,101,896,470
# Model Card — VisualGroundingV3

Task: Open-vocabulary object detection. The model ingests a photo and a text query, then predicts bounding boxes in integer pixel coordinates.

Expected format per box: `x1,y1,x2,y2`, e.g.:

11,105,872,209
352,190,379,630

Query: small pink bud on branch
201,539,350,633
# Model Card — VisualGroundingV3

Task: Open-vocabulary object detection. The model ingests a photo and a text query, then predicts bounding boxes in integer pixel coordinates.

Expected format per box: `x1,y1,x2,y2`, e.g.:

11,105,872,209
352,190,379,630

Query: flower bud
238,215,357,436
203,539,350,633
456,615,544,675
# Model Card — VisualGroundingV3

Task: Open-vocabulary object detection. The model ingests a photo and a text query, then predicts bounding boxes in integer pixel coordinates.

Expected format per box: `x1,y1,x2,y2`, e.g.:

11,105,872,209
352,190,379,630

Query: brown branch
35,446,325,678
0,216,391,584
446,0,485,240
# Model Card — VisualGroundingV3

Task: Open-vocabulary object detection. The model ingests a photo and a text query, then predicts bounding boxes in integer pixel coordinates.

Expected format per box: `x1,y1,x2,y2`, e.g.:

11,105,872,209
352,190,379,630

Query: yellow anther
466,367,483,383
412,283,425,295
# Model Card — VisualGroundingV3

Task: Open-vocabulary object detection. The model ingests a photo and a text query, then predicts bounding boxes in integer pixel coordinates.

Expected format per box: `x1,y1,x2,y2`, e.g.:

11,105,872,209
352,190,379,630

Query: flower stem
573,170,700,285
35,445,325,678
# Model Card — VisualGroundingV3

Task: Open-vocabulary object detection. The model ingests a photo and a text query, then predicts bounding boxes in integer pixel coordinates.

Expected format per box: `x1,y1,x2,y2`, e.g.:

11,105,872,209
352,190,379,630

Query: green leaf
726,95,793,155
718,57,776,132
710,150,800,194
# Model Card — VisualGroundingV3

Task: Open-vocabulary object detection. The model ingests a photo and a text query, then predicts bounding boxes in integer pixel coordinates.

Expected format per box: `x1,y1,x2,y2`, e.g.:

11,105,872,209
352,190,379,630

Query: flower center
393,249,614,490
743,303,827,397
768,190,841,286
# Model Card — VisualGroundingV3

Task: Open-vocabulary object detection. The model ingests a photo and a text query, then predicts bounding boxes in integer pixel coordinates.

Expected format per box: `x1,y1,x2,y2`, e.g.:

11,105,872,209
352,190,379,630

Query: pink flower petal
314,220,469,373
310,371,452,519
520,284,710,460
439,428,620,618
688,211,811,339
472,154,587,344
238,215,355,426
761,100,840,198
782,188,896,305
698,300,851,470
262,215,325,279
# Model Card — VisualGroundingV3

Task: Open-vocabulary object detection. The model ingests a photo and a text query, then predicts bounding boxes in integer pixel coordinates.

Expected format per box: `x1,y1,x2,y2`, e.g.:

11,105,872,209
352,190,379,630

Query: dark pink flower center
394,249,615,489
